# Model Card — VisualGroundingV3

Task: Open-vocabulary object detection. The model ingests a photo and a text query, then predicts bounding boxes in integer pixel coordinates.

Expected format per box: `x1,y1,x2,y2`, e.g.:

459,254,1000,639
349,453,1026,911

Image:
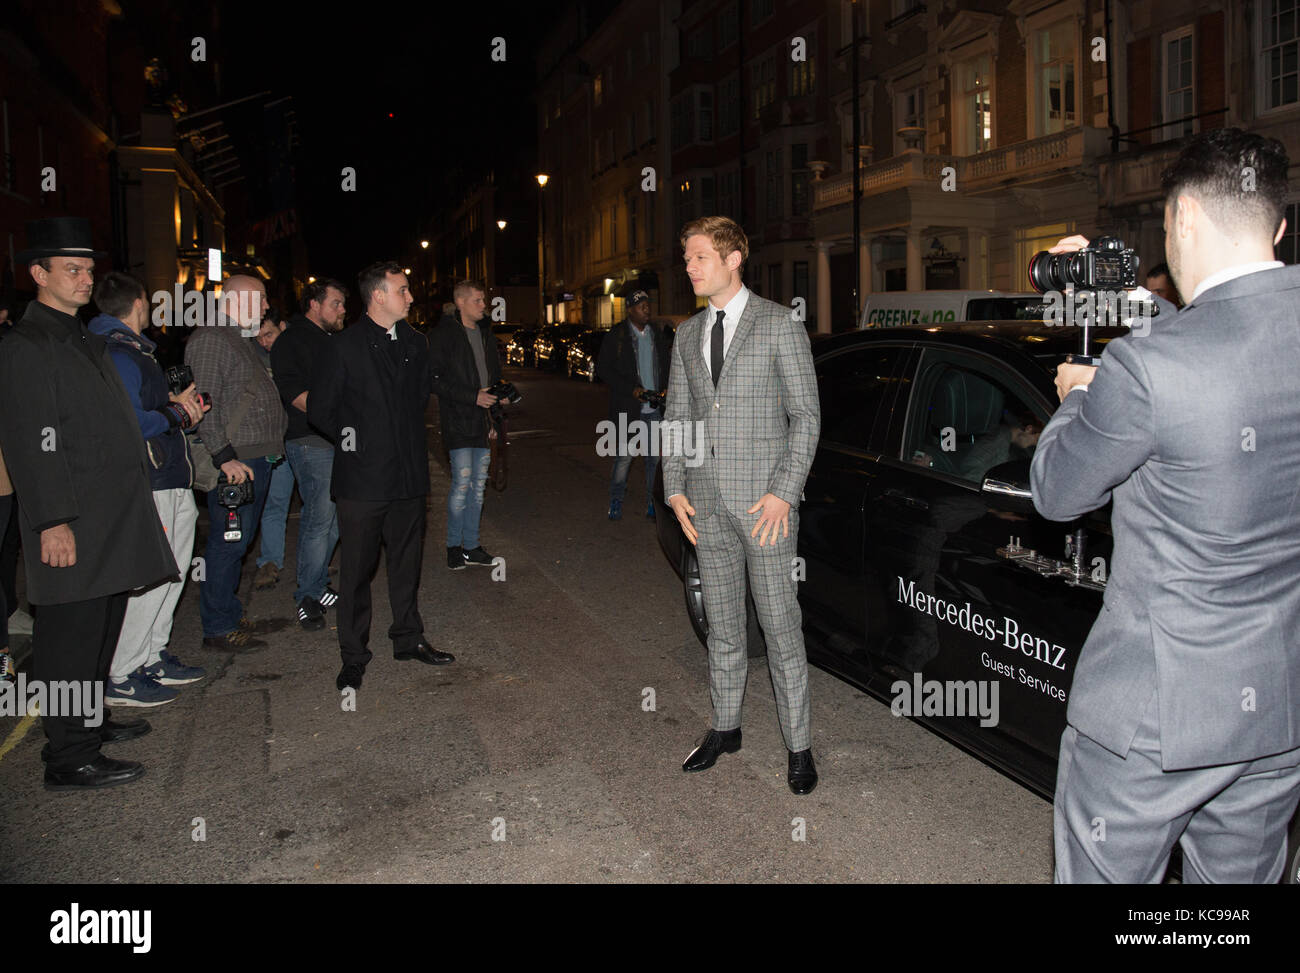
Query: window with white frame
1261,0,1299,110
893,80,925,154
1032,19,1077,135
1162,26,1196,140
953,53,993,154
791,143,810,217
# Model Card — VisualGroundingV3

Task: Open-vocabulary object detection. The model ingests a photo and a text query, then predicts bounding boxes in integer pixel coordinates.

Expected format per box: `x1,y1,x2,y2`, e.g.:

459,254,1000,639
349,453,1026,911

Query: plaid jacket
184,315,286,465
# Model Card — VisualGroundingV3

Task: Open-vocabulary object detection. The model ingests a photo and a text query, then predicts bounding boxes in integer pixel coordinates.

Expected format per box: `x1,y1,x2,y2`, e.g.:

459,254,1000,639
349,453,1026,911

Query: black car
491,322,523,359
654,321,1300,880
534,324,588,371
566,329,607,382
505,328,538,367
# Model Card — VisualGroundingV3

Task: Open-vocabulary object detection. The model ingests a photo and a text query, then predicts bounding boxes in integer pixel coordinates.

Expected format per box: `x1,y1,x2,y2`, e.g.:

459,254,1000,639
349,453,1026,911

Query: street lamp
536,173,549,327
497,219,507,231
420,240,429,249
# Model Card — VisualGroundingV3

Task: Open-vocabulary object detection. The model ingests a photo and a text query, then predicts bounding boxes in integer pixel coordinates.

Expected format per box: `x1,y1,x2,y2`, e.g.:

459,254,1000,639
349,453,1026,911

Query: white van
859,290,1046,328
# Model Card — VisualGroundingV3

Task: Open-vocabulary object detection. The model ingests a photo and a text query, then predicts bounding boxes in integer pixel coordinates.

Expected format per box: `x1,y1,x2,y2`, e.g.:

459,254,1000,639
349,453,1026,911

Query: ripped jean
447,447,492,549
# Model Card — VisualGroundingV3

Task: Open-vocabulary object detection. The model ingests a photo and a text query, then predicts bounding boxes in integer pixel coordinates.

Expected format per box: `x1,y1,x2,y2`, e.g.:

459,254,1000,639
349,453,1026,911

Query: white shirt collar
1190,261,1284,303
708,285,749,326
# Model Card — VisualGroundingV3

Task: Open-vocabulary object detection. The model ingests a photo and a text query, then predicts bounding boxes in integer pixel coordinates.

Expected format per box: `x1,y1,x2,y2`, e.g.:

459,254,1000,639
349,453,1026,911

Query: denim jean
446,447,491,549
200,456,272,637
285,439,339,604
256,458,296,570
610,415,660,504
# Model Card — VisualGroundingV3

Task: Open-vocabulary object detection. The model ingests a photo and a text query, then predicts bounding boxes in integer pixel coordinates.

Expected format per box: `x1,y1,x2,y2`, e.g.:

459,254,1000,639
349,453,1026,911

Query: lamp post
536,173,549,327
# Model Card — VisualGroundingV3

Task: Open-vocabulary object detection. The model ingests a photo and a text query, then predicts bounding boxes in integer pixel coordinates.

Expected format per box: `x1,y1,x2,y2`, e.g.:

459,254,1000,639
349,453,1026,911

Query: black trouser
336,496,427,669
32,591,129,771
0,494,17,633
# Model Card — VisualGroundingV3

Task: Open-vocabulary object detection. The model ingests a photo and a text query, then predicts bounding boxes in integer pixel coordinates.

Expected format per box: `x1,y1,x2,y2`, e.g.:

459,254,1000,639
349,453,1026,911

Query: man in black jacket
0,217,178,790
270,279,346,631
429,280,502,569
595,290,671,520
309,262,454,691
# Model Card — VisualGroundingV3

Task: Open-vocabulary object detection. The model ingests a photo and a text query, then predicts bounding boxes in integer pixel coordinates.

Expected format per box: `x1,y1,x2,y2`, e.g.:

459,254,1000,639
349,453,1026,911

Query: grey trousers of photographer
110,488,197,680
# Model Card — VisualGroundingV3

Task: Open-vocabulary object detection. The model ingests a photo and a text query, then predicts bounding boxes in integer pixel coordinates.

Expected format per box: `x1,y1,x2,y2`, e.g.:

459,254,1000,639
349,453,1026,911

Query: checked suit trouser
696,503,811,752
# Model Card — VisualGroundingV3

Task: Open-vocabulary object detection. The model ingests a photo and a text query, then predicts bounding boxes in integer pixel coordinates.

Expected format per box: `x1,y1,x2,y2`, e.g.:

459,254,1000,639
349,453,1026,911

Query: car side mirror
981,459,1033,510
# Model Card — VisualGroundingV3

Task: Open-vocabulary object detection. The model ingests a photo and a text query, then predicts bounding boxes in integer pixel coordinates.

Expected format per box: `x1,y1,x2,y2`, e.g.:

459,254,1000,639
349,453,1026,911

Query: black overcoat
0,301,177,605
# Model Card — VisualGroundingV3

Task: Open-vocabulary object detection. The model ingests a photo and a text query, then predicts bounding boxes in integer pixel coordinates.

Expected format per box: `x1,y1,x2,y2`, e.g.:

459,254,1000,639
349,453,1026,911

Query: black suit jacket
308,315,432,501
0,301,177,604
596,318,671,422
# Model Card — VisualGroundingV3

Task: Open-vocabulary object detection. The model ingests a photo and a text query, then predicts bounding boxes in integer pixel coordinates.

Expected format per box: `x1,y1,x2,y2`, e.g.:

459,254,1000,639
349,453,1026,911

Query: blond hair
679,215,748,266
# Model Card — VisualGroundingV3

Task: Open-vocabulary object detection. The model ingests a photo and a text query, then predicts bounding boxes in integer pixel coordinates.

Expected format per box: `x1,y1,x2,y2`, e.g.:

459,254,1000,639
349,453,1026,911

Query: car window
815,344,910,453
904,354,1046,485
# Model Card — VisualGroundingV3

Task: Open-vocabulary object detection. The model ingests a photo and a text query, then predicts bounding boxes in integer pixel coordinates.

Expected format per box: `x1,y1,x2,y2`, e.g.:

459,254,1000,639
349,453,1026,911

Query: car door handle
883,488,929,511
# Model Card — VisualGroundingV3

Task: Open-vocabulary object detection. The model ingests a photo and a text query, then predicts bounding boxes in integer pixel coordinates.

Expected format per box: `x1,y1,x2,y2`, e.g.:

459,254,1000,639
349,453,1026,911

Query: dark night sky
203,0,554,282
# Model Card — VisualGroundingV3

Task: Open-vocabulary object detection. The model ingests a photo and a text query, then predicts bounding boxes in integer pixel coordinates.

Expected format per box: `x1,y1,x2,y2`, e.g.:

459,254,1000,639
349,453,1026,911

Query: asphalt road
0,364,1053,883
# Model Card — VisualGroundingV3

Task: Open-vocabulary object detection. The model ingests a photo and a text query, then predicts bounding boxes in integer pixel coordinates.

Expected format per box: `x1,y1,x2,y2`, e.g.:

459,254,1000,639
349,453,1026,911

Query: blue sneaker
143,650,206,686
106,669,179,707
608,499,623,520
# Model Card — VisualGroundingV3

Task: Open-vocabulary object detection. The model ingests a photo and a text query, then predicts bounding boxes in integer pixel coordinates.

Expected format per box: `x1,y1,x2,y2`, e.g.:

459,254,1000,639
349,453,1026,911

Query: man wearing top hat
0,217,178,791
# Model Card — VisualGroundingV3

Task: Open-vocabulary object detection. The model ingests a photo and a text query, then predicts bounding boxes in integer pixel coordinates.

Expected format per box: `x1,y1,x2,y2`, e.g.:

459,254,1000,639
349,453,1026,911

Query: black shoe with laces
336,663,364,691
318,586,340,610
447,546,466,570
462,546,494,567
297,597,326,632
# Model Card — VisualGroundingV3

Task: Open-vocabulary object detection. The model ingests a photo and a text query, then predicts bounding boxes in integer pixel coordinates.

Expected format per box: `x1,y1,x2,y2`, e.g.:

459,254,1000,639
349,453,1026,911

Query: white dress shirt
1189,261,1284,304
701,286,750,377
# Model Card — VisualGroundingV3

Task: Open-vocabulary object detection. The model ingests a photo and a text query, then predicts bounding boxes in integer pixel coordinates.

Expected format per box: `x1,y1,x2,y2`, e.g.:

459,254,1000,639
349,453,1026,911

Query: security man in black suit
0,218,177,790
309,261,454,692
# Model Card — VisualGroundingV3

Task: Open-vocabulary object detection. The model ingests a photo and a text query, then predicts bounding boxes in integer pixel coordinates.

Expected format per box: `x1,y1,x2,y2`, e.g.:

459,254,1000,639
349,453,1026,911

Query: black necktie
710,309,725,387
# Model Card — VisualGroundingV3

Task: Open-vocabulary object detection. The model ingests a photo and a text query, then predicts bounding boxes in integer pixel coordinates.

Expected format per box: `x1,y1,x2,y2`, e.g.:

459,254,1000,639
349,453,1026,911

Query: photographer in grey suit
1031,128,1300,883
663,216,821,794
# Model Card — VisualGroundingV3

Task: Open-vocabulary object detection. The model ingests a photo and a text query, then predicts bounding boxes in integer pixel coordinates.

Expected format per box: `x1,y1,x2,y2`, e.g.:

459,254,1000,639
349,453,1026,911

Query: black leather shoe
44,755,145,791
682,728,742,772
336,663,365,691
788,748,818,795
100,717,151,744
394,641,455,665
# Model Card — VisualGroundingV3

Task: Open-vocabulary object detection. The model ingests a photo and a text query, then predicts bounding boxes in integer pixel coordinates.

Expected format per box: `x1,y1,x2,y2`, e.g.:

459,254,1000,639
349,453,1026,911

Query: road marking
0,705,39,764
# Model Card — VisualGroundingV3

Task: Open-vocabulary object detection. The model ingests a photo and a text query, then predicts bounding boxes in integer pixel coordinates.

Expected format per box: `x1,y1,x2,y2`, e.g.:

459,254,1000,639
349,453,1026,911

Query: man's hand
41,523,76,568
1048,235,1091,254
169,383,207,426
748,493,791,547
220,459,255,484
476,389,500,409
668,495,698,546
1054,362,1097,403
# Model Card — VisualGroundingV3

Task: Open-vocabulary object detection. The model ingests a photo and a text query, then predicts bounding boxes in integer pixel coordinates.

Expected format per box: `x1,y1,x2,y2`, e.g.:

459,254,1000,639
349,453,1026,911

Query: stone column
816,241,833,334
906,228,924,291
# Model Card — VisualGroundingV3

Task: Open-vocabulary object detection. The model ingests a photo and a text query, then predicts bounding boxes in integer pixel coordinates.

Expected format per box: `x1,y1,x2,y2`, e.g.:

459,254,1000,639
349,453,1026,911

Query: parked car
491,322,523,358
653,319,1300,880
505,328,538,367
566,329,608,382
533,324,588,370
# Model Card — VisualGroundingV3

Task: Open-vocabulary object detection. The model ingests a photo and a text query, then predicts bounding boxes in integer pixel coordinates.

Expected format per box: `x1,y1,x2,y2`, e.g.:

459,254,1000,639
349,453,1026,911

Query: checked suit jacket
1031,264,1300,771
661,291,820,519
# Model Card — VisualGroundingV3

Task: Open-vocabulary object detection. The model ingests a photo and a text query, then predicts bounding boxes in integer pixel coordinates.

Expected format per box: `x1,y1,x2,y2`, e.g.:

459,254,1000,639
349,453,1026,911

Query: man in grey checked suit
1031,128,1300,882
662,216,821,794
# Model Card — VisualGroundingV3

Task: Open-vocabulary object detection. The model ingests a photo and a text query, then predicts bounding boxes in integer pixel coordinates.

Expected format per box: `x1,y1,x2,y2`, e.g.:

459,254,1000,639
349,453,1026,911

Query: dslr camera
165,363,212,410
487,380,522,405
1027,236,1139,294
640,389,667,410
215,473,255,543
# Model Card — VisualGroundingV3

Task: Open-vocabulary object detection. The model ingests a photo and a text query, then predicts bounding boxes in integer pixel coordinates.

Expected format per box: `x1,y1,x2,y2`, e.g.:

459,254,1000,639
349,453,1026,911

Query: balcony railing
813,127,1109,211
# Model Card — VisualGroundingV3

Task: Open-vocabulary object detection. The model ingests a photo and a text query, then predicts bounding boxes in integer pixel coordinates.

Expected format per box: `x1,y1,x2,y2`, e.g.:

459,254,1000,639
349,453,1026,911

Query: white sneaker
8,609,33,636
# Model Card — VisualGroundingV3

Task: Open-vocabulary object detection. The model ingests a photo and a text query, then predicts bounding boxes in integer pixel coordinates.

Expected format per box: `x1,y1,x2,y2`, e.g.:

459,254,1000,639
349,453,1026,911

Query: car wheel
682,546,766,658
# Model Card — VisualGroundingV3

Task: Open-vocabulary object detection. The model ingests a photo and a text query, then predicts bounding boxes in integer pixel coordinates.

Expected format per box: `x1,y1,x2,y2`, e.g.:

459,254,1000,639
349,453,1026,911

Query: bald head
220,275,267,332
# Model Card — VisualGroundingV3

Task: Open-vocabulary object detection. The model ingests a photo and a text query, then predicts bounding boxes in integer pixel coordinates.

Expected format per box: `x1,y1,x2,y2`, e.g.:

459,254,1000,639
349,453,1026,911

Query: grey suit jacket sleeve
767,315,820,506
661,323,690,501
1030,335,1156,521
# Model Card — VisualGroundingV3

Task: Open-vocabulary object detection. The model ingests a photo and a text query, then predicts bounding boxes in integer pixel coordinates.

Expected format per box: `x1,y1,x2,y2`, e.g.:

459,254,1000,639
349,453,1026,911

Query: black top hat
16,217,106,265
